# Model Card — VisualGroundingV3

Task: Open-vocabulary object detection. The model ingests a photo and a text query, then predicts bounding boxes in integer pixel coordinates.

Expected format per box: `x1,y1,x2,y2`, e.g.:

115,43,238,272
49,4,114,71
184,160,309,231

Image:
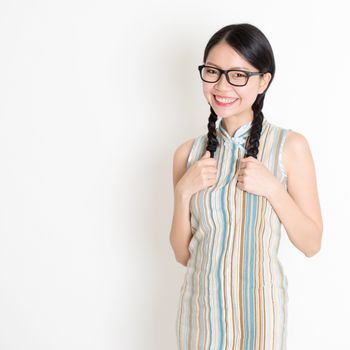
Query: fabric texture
176,117,292,350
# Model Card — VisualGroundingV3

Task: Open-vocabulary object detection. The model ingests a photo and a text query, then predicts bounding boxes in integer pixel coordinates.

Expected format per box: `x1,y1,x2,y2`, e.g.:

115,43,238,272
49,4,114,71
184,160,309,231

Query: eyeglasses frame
198,64,265,87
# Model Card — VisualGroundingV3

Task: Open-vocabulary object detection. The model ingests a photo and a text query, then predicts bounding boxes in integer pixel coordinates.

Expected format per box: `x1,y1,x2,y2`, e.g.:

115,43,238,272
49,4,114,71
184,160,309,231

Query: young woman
169,23,323,349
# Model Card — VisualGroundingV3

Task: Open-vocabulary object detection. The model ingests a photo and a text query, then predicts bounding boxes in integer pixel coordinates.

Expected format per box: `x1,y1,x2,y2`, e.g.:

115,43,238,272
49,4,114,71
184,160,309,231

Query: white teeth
215,95,237,103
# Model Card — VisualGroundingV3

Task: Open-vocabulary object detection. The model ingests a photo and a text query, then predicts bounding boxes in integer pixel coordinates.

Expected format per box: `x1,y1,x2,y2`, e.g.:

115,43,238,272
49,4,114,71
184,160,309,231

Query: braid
206,105,218,158
244,94,265,159
200,23,275,160
204,94,267,159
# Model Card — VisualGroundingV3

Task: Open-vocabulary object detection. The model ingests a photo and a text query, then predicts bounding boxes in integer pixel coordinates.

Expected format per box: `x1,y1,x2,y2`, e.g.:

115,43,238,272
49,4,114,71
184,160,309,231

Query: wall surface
0,0,348,349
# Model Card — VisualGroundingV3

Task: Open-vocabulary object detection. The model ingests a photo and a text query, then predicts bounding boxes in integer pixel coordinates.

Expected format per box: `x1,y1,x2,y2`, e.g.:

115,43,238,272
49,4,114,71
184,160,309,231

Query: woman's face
202,41,272,120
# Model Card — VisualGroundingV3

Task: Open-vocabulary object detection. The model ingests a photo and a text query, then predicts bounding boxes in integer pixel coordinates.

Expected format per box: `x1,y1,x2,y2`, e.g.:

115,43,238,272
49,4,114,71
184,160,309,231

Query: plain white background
0,0,349,349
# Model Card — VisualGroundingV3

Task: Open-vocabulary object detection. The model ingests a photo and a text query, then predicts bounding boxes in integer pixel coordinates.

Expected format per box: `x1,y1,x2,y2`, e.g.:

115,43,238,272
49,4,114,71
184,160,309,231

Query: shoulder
284,130,309,152
283,130,311,176
266,121,311,177
173,132,207,161
172,137,196,189
172,133,208,188
173,137,196,163
267,120,309,154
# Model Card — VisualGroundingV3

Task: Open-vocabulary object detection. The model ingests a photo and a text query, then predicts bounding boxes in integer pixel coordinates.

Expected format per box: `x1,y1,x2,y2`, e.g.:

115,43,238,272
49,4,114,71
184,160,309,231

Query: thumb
201,150,211,159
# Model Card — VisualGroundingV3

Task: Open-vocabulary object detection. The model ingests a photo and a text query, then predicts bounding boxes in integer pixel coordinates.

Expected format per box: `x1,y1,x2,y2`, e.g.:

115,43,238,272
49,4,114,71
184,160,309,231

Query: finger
201,159,218,166
206,167,218,174
206,174,217,182
245,156,259,163
201,150,210,159
241,156,254,162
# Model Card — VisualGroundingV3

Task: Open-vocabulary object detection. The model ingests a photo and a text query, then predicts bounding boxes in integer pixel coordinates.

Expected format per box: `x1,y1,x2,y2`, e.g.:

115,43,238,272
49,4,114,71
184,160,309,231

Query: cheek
238,87,258,104
202,84,213,100
202,83,211,93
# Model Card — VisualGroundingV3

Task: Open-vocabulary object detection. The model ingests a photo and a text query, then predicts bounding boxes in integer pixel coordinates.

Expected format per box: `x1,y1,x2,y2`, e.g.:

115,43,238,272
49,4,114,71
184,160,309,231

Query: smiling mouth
214,95,238,105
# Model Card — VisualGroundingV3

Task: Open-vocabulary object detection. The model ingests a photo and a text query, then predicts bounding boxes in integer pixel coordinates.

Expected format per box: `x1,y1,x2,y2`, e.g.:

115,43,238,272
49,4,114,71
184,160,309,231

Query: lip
214,94,238,106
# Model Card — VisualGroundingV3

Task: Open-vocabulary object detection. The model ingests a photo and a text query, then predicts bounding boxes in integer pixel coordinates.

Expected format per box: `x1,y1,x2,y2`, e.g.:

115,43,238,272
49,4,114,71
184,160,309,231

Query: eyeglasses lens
201,67,248,86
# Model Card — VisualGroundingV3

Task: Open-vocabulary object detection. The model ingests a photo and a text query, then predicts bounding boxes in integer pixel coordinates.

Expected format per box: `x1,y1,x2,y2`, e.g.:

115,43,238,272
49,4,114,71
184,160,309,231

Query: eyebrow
205,61,250,70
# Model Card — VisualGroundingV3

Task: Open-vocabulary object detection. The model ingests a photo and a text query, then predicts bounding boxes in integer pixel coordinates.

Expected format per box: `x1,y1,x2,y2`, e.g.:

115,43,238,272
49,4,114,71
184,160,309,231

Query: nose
215,72,232,90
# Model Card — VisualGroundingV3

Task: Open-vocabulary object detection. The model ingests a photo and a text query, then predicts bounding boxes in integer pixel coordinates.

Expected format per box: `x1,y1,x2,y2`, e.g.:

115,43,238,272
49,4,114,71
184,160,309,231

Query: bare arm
169,139,194,266
267,131,323,257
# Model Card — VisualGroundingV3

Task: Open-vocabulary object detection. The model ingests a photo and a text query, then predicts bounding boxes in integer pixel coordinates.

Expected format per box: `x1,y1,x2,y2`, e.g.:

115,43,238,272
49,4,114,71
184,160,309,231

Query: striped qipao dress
176,117,292,350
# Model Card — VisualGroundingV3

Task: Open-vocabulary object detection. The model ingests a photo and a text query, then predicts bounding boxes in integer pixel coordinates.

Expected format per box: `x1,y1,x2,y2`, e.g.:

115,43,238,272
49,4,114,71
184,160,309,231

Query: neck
221,115,254,138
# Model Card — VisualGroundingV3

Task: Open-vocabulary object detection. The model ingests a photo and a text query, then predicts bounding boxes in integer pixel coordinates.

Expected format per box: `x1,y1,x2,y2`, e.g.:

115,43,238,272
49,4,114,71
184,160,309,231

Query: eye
233,72,246,78
204,68,219,75
228,71,249,81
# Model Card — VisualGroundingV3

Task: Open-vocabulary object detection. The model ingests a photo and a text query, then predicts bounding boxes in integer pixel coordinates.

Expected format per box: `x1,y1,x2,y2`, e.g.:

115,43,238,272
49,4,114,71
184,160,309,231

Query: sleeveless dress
175,117,292,350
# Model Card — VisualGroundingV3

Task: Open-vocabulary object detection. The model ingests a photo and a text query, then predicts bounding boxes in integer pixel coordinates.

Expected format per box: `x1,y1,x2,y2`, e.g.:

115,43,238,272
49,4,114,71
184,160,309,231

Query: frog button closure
217,117,269,154
218,118,253,153
223,136,247,152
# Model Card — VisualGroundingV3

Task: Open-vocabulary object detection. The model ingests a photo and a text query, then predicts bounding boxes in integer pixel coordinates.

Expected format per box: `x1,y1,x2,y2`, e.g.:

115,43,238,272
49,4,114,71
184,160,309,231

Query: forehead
206,42,254,71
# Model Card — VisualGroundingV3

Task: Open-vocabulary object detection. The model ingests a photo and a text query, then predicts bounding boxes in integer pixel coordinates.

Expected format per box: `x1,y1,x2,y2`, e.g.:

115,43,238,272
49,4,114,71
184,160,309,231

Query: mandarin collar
216,117,268,152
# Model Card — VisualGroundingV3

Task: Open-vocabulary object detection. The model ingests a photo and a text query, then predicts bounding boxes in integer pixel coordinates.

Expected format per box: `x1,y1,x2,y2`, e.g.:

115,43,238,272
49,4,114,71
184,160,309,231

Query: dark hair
203,23,275,158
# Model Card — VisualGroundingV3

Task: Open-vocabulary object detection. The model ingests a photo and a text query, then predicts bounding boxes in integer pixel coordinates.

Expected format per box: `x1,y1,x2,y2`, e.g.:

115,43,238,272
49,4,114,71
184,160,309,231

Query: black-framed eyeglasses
198,64,265,87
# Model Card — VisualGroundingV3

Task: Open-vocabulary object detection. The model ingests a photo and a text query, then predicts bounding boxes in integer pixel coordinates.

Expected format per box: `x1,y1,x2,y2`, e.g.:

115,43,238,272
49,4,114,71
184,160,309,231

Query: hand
236,156,280,197
176,150,218,198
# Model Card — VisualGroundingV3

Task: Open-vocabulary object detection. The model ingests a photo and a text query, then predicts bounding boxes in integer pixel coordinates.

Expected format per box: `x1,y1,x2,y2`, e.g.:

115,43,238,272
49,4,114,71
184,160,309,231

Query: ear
258,72,272,95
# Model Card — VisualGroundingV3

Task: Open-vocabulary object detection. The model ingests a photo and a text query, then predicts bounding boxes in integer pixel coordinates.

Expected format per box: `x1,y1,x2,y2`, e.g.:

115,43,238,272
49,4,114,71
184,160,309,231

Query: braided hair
206,105,219,158
203,23,275,159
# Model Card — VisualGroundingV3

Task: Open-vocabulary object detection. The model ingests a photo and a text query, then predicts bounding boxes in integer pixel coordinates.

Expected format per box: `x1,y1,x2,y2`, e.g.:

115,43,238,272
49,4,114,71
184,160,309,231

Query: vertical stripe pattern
176,117,292,350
